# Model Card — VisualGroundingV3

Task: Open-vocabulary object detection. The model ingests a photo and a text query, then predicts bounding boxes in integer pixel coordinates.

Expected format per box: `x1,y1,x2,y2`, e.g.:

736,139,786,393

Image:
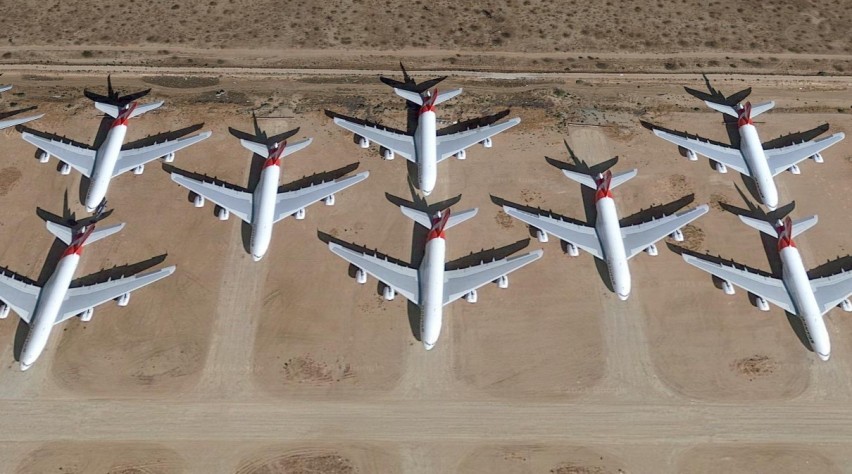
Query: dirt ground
0,70,851,472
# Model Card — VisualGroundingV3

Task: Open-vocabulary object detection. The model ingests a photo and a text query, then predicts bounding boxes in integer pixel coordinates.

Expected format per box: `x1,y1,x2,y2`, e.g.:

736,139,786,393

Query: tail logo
776,216,796,250
737,101,753,128
427,208,451,241
62,224,96,258
595,170,613,201
420,88,438,115
112,102,138,128
264,140,286,168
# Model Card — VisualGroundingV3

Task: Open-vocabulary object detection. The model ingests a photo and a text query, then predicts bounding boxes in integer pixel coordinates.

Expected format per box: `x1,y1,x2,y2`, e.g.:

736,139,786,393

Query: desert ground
0,63,850,474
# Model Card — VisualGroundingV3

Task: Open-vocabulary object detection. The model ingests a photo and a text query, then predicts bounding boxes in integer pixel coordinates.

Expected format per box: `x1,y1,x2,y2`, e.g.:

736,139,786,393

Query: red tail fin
777,216,795,250
113,102,137,128
595,169,613,201
264,140,286,168
737,101,753,127
427,208,451,241
62,225,96,258
420,88,438,114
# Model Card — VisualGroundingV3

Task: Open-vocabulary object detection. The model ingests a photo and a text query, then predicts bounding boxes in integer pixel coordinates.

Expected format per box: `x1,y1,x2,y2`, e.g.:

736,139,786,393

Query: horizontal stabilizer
95,101,163,118
45,221,124,246
399,206,478,230
281,137,313,157
562,168,636,190
704,100,775,118
239,139,270,158
394,88,424,105
738,214,818,238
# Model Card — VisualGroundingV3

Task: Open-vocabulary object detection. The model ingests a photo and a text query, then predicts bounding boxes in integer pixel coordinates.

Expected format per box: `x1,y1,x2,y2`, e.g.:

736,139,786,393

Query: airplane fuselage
414,110,438,196
594,197,631,300
86,123,127,211
249,162,280,261
738,123,779,210
19,253,80,370
418,236,445,349
779,245,831,360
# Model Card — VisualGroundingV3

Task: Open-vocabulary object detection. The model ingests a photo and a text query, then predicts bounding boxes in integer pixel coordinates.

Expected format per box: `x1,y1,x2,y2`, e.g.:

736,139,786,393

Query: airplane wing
435,118,521,162
113,131,212,177
443,250,543,305
0,273,41,324
332,117,415,161
170,173,253,223
20,132,97,177
0,113,44,131
652,129,750,176
682,254,795,313
327,242,419,304
0,85,11,93
811,271,852,316
621,205,710,259
502,206,602,259
273,172,369,223
55,266,176,324
765,132,846,177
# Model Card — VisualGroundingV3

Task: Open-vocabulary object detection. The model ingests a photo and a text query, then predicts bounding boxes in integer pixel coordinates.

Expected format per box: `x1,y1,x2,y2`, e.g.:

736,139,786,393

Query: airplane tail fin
739,214,817,238
46,221,124,246
399,205,478,230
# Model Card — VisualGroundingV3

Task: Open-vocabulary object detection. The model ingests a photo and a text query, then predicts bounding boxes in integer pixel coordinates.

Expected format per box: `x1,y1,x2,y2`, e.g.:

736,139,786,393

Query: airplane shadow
684,74,751,147
762,123,831,150
379,62,447,95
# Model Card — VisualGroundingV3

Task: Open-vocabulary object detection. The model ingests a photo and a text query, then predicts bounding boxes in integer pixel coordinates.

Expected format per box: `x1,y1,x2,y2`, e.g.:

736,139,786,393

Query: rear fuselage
418,237,445,349
414,110,438,196
86,124,127,211
738,124,779,210
595,197,631,300
780,245,831,360
249,162,280,261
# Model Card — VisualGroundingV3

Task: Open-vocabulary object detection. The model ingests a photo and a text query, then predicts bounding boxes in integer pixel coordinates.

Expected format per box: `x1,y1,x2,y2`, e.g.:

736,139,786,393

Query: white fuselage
249,163,280,261
86,124,127,211
414,110,438,196
418,237,445,349
780,246,831,360
738,124,779,210
19,253,80,370
595,197,631,300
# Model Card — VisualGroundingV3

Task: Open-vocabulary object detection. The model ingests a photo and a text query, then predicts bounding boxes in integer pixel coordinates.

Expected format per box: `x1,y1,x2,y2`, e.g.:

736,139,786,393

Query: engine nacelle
295,208,306,220
456,149,466,160
0,303,9,319
358,136,370,149
722,280,735,295
383,285,396,301
670,229,684,242
685,149,698,161
755,296,770,312
193,194,205,208
355,268,367,284
536,229,549,243
481,137,493,148
465,290,478,303
382,148,395,160
38,150,51,163
841,298,852,312
645,244,658,256
324,194,335,206
80,307,94,322
133,164,145,175
497,275,509,289
162,152,175,163
812,152,824,163
116,292,130,307
217,207,230,221
567,243,580,257
59,163,71,175
788,164,801,175
715,161,728,174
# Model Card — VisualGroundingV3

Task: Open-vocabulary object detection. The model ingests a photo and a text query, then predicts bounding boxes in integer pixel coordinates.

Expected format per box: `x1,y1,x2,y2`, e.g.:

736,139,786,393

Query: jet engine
80,308,94,322
324,194,335,206
465,290,478,303
788,165,801,175
383,286,396,301
295,208,306,220
755,296,770,311
670,229,684,242
812,152,824,163
0,303,9,319
38,150,50,163
133,164,145,175
722,280,735,295
162,152,175,163
456,149,466,160
645,244,658,256
685,149,698,161
193,194,205,208
497,275,509,289
59,163,71,175
481,137,493,148
117,293,130,307
536,229,549,243
358,136,370,148
355,268,367,284
382,148,395,160
842,298,852,312
567,243,580,257
217,207,230,221
715,161,727,174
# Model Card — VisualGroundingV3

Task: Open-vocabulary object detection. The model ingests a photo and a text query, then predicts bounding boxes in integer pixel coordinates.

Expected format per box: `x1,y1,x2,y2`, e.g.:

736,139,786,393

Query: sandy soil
0,71,851,472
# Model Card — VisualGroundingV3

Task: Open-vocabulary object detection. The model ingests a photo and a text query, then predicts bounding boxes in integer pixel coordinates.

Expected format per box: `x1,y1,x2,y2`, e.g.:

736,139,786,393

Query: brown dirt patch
0,167,22,196
236,452,355,474
732,354,777,379
709,192,729,211
283,354,354,385
495,209,514,229
674,224,705,252
141,75,220,89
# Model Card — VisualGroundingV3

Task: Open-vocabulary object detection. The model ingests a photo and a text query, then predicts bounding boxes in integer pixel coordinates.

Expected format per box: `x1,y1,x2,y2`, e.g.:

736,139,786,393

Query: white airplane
20,101,211,211
0,84,43,130
333,88,521,196
502,168,709,300
171,137,369,261
0,219,175,370
327,205,542,349
682,215,852,361
653,100,845,210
